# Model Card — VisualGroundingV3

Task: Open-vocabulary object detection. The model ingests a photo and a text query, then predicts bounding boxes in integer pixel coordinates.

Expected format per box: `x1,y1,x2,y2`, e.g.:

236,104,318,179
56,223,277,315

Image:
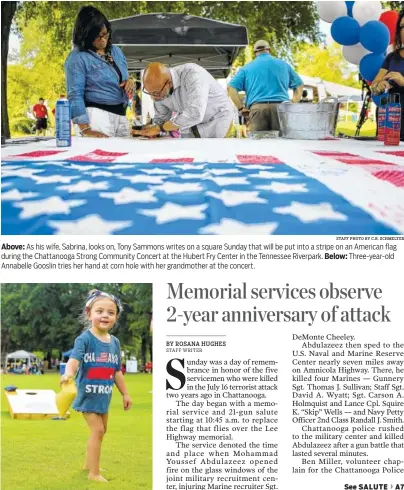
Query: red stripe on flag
312,151,356,157
6,150,67,159
67,149,128,162
149,158,194,163
377,151,404,157
372,170,404,188
86,367,115,380
337,158,393,165
237,155,283,164
311,150,404,188
312,151,392,165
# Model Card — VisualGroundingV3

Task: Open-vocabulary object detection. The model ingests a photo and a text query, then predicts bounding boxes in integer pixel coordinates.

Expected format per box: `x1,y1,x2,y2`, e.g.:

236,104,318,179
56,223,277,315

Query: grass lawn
1,373,152,490
336,119,377,138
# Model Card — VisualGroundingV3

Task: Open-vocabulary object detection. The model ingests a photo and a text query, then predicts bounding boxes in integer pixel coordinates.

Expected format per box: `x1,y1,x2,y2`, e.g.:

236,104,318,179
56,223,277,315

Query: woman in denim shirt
65,6,134,138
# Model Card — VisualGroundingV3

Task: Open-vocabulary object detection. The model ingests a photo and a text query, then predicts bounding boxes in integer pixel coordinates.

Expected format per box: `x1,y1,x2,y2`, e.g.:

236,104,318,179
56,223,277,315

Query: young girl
61,289,132,483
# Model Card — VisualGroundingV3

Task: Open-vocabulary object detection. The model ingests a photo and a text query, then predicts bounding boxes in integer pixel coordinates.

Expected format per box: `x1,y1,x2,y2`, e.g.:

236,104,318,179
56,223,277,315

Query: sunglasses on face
142,79,170,97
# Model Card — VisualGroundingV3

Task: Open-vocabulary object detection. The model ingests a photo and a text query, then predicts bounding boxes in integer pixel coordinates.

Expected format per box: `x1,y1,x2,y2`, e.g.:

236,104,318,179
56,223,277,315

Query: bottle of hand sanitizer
384,93,401,146
377,95,388,142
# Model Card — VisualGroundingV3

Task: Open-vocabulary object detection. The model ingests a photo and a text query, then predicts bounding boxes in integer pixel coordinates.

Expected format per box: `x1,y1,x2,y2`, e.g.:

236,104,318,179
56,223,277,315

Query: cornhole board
5,389,70,419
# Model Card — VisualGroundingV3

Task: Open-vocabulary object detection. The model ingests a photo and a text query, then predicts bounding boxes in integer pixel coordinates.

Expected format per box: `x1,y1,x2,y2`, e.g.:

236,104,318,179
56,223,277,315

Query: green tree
4,1,320,136
294,42,361,88
16,1,320,54
4,283,90,361
7,64,34,120
1,283,24,364
8,15,71,135
1,1,18,139
121,284,153,369
384,2,403,11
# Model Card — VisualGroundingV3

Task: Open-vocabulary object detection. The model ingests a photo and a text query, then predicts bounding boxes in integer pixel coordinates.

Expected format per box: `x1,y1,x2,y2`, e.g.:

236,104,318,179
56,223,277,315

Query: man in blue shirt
228,40,304,132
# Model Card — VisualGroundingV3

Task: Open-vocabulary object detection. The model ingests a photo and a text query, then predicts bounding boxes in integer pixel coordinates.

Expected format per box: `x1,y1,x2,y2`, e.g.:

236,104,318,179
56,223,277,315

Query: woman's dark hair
72,6,112,52
393,10,404,52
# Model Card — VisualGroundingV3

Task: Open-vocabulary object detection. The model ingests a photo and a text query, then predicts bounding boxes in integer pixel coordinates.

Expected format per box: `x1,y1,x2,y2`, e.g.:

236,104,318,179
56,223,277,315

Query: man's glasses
142,79,170,97
96,30,109,40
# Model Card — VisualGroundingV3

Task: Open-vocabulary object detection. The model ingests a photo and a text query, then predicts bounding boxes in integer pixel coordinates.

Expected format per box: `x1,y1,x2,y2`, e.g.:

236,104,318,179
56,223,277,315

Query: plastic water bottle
55,95,71,147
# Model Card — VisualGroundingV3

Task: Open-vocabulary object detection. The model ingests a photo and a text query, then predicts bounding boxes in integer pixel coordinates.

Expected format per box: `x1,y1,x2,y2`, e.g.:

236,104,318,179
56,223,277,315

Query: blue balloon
359,53,385,82
345,1,355,17
331,16,361,46
372,94,385,107
360,21,390,54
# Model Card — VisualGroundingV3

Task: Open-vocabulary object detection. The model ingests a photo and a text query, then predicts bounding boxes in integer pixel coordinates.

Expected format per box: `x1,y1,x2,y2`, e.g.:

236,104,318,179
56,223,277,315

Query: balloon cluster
319,1,399,104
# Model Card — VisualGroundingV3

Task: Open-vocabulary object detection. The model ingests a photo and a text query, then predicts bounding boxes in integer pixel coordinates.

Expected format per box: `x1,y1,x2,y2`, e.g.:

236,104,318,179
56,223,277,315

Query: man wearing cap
228,40,304,132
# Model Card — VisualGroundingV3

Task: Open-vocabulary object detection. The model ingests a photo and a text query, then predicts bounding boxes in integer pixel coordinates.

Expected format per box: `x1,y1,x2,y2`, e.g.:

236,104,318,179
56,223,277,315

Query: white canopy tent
300,75,362,99
299,76,365,122
337,95,370,121
6,350,38,367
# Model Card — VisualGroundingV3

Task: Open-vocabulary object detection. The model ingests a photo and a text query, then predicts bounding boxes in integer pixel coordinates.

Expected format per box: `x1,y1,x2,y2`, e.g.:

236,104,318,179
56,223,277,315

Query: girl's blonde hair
80,289,123,329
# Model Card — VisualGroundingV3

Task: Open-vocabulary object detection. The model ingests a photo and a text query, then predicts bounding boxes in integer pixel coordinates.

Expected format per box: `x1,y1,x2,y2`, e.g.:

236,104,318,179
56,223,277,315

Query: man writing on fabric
136,62,234,138
32,98,48,136
227,40,304,132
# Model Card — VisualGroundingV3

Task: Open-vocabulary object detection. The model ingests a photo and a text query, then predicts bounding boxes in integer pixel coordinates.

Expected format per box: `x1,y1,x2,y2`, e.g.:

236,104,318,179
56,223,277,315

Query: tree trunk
1,330,11,366
140,336,147,370
147,312,152,362
1,2,17,140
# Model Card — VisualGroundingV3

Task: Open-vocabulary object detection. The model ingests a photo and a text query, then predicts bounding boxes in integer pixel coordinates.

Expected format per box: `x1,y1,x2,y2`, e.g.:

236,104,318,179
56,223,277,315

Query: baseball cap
253,40,270,53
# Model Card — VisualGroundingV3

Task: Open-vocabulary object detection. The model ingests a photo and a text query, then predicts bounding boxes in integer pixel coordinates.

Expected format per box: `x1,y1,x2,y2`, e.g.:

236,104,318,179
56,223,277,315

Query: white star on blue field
1,159,398,235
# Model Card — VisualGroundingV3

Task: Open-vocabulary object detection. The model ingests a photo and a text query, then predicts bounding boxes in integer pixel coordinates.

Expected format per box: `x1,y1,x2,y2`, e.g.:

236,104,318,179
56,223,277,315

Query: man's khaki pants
249,102,281,132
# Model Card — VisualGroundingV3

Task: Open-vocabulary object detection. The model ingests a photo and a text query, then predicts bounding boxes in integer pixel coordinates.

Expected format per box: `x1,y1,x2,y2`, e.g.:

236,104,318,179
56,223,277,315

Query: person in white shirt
136,62,234,138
